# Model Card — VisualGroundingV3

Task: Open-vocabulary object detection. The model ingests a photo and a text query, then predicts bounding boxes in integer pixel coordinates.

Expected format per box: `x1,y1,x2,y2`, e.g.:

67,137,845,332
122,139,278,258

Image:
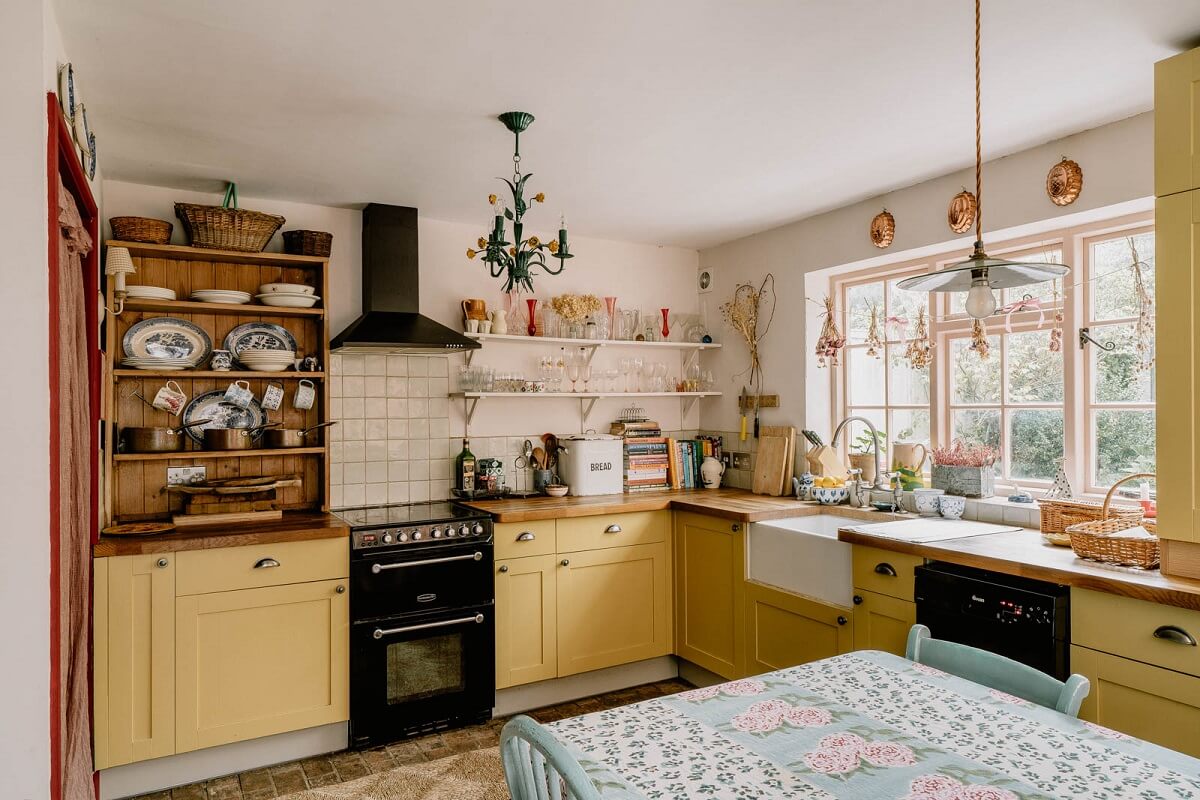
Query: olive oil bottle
455,438,477,494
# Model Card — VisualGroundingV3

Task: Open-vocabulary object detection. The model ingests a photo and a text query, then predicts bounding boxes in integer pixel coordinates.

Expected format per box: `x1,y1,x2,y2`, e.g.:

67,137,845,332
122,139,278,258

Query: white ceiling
56,0,1200,250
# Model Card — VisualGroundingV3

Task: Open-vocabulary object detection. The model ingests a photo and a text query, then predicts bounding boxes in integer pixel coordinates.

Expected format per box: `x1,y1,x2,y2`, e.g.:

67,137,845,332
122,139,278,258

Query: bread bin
555,433,623,496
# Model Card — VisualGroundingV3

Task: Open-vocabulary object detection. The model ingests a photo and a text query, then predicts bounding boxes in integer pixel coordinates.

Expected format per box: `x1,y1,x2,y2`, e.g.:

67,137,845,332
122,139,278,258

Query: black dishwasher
914,561,1070,680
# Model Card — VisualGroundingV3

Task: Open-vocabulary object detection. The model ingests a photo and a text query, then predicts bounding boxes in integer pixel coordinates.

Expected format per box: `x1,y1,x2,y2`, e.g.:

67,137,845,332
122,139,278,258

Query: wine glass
565,349,581,392
641,360,655,393
581,362,593,393
605,368,620,393
630,358,644,392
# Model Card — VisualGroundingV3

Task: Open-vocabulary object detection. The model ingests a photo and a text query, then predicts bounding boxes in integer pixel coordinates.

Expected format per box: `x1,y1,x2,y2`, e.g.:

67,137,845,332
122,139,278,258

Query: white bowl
238,362,292,372
238,354,296,363
256,293,320,308
259,283,314,295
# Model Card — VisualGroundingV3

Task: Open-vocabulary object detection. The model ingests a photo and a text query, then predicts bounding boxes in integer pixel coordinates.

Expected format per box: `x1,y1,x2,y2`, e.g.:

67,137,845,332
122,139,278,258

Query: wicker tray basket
109,216,172,244
282,229,332,257
174,184,284,253
1066,473,1158,569
1040,495,1141,535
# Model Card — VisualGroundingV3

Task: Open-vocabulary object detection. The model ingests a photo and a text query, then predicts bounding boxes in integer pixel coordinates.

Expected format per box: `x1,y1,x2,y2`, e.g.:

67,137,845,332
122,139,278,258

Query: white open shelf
450,391,721,428
463,332,720,366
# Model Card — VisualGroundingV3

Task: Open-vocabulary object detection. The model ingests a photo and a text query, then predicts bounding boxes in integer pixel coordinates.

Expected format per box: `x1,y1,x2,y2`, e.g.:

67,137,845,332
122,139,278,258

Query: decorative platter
947,189,977,234
1046,158,1083,207
224,322,298,364
870,209,895,248
181,390,266,444
101,522,176,537
122,316,212,362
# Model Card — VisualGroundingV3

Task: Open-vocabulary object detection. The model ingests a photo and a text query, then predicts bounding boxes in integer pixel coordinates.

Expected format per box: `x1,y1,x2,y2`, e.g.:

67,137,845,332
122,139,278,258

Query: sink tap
830,415,887,490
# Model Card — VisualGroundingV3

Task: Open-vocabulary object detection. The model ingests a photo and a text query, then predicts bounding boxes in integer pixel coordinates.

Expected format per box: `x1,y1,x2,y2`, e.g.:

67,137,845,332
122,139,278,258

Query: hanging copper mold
1046,157,1083,206
870,209,895,248
947,189,977,234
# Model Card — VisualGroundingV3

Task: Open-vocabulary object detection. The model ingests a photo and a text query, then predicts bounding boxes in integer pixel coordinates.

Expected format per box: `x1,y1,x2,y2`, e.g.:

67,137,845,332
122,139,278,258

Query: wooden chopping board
760,426,796,494
752,433,791,496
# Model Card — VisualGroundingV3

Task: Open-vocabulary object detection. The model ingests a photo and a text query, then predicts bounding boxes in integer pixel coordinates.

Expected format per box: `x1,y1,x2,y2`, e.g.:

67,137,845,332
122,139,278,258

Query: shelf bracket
682,395,700,419
581,396,599,425
463,395,480,432
682,348,701,376
464,348,477,367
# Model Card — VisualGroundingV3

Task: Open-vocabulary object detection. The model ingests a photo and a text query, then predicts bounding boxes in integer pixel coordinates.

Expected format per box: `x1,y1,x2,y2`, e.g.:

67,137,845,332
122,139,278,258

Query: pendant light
897,0,1068,317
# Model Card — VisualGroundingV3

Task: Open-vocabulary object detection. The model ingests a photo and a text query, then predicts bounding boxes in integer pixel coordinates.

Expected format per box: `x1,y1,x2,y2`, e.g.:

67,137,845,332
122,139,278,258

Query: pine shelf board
124,298,324,317
114,447,326,462
106,240,327,269
113,370,325,380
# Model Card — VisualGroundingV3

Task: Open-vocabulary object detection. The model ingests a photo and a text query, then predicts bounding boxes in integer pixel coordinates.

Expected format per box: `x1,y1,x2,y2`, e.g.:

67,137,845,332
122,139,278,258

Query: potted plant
849,429,885,485
931,439,999,498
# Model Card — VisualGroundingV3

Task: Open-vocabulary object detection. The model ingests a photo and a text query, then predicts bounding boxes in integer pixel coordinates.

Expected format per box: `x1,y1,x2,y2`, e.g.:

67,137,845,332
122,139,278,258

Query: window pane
1095,409,1156,487
951,337,1001,404
1001,249,1062,305
1009,409,1063,481
846,282,883,344
845,409,886,454
889,408,930,451
1006,330,1063,403
886,277,926,341
951,409,1000,451
1091,232,1155,321
847,347,885,406
1091,322,1154,403
887,345,929,404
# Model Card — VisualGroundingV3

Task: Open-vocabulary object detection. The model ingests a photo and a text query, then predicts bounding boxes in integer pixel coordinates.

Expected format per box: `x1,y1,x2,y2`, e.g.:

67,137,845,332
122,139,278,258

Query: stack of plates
191,289,252,305
258,283,319,308
121,356,198,371
237,350,296,372
126,285,176,301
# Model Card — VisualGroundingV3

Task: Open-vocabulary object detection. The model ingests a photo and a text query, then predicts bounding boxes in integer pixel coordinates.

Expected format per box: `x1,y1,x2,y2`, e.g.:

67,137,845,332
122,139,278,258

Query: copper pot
122,419,211,453
262,421,338,449
202,422,280,451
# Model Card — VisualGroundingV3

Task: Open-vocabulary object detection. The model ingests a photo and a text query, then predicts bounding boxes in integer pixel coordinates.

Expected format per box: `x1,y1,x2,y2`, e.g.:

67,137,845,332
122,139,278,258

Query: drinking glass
630,358,644,392
566,350,581,392
641,360,655,392
581,362,593,393
605,368,620,393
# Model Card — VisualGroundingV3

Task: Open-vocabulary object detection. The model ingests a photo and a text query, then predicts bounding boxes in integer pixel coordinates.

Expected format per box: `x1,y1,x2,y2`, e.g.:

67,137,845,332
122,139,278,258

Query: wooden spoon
532,447,547,470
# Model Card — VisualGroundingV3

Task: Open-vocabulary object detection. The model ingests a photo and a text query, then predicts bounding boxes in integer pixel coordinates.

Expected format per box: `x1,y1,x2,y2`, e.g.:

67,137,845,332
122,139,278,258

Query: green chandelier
466,111,572,292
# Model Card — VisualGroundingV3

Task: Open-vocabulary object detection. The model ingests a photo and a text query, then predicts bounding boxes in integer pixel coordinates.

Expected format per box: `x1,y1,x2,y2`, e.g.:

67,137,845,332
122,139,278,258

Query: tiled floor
134,679,692,800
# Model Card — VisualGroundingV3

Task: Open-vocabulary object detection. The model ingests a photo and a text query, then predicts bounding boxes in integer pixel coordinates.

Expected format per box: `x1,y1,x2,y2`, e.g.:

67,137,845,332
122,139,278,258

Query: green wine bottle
455,438,477,493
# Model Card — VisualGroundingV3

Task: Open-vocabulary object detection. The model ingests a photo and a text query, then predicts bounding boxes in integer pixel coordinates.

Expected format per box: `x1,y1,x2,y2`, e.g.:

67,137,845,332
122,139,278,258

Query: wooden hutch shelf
124,298,324,317
107,240,327,269
114,370,325,380
113,447,326,463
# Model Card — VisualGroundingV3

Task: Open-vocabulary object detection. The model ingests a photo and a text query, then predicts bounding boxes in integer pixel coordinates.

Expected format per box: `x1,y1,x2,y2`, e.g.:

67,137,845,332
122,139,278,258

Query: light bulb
965,278,997,319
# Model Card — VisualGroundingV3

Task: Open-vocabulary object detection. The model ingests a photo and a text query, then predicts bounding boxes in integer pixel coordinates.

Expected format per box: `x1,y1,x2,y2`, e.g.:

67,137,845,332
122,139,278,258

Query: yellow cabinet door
1156,188,1200,544
1072,645,1200,758
674,512,745,679
175,579,349,753
1156,47,1200,198
744,581,853,674
93,554,176,769
851,589,915,657
556,543,672,676
495,554,557,689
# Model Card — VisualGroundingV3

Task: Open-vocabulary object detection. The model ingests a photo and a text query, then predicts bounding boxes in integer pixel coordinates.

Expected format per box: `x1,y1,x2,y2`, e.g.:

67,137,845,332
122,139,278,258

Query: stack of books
668,435,724,489
611,421,670,492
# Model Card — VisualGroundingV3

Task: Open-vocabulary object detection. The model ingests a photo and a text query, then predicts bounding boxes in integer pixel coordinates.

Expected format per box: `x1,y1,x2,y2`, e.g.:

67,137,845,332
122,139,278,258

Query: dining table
546,650,1200,799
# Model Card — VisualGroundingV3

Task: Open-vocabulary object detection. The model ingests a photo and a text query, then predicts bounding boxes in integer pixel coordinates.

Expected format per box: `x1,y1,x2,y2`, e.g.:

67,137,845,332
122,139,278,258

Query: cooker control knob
446,527,456,537
431,528,443,538
411,531,422,541
472,523,485,536
397,532,409,543
381,532,393,544
459,525,470,537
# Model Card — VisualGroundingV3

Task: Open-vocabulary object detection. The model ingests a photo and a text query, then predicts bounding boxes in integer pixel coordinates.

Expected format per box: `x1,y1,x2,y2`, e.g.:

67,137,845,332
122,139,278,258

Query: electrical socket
720,452,732,468
731,452,752,470
167,466,207,486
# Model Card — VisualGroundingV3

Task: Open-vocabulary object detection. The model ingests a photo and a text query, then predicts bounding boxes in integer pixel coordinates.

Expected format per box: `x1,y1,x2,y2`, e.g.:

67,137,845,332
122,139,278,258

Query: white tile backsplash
365,355,387,376
387,356,408,376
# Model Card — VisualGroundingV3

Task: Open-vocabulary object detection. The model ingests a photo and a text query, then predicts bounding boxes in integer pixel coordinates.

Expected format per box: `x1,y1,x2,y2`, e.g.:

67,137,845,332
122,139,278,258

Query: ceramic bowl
259,282,315,295
544,484,569,497
812,486,849,506
937,495,966,519
912,488,945,516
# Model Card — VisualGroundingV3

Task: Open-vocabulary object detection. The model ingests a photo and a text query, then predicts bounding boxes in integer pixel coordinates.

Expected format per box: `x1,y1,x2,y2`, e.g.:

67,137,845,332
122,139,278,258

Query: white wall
698,112,1154,441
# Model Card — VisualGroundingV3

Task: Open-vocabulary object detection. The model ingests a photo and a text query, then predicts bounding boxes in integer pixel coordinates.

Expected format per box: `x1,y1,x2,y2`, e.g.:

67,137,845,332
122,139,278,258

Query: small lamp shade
105,247,136,276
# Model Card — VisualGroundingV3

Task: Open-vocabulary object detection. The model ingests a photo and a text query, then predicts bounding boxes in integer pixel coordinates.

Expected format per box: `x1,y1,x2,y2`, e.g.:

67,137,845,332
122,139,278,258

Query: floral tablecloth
547,651,1200,799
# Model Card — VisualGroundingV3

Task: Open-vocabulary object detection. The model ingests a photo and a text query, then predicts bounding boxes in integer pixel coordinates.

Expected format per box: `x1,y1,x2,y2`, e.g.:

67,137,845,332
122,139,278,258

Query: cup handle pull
516,532,536,541
254,557,281,569
1154,625,1197,646
874,563,898,577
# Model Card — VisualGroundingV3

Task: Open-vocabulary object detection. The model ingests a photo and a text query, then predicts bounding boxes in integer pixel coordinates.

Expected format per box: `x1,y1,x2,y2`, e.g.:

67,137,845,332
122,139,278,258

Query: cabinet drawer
1073,589,1200,678
494,520,556,560
851,545,923,601
556,510,669,553
176,538,348,595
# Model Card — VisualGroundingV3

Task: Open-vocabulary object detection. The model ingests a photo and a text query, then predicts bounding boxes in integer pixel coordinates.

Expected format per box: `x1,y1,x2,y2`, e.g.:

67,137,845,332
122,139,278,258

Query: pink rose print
731,710,782,733
748,699,791,715
722,679,767,696
961,785,1019,800
1082,721,1133,741
911,662,948,677
677,686,720,702
803,746,861,775
906,773,964,800
988,689,1032,707
784,706,833,728
860,741,917,767
818,732,867,752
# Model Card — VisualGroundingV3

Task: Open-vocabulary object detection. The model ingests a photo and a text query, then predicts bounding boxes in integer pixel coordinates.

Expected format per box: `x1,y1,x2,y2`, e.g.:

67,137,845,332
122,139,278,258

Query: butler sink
748,515,853,607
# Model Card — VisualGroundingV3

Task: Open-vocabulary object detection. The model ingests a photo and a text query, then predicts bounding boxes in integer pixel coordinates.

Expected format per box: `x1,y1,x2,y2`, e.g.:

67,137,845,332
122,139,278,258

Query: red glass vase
660,308,671,339
527,298,538,337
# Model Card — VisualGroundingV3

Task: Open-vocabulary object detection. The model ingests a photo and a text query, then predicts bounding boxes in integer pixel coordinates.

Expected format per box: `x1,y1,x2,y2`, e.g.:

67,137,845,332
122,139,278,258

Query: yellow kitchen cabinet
1156,47,1200,198
495,554,558,689
851,589,915,657
556,542,672,676
93,554,176,769
1072,645,1200,758
674,512,745,679
744,581,853,673
175,578,349,753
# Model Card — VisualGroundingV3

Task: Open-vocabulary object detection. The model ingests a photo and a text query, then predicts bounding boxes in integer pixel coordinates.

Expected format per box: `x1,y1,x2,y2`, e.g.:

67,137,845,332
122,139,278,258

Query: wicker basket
109,216,172,244
1039,495,1141,535
1066,473,1159,569
282,230,332,258
174,184,283,253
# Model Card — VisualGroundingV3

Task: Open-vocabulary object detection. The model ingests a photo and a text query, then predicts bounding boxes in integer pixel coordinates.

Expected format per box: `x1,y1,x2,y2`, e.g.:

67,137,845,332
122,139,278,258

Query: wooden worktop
839,527,1200,611
93,511,349,557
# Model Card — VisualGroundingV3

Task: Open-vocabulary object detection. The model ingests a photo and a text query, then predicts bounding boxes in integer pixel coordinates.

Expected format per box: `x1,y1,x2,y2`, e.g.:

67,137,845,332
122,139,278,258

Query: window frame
829,211,1154,497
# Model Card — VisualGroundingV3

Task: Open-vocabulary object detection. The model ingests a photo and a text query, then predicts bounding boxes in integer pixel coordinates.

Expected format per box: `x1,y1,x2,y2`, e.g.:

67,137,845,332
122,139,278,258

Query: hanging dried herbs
903,304,933,369
720,274,776,391
1048,280,1063,353
1128,237,1155,371
864,303,884,358
814,295,846,367
970,318,990,359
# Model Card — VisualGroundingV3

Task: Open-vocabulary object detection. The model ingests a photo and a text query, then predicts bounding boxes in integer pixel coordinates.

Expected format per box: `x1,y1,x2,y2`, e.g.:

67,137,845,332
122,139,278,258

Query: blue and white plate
224,322,297,366
123,317,212,363
181,390,266,444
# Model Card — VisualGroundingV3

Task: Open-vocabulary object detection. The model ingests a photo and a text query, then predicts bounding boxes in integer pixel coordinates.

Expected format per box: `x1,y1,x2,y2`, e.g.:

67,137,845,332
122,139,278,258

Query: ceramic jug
891,442,929,473
700,456,725,489
489,309,508,335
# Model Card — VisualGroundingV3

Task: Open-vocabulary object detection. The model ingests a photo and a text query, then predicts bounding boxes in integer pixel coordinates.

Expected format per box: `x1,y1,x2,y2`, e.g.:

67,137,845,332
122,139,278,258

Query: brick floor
134,678,690,799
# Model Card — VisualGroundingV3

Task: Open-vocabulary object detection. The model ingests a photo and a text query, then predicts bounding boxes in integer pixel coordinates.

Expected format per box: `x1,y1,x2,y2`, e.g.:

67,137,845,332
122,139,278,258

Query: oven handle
370,551,484,573
372,613,486,639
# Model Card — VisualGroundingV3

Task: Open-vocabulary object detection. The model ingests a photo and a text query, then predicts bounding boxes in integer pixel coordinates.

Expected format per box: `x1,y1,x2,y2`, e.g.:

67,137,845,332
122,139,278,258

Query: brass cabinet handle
853,595,863,605
517,532,536,541
498,565,509,573
874,563,898,577
335,584,346,594
254,557,281,569
605,524,622,534
560,559,570,567
837,616,848,626
1154,625,1198,647
156,558,169,568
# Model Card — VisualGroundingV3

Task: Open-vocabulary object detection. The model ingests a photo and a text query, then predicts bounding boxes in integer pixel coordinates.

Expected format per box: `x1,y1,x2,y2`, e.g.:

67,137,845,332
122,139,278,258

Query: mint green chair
906,624,1090,717
501,715,602,800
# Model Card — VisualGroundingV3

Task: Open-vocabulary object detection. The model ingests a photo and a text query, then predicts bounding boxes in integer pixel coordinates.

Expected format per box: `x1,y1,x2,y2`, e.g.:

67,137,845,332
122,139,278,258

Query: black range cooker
336,501,495,749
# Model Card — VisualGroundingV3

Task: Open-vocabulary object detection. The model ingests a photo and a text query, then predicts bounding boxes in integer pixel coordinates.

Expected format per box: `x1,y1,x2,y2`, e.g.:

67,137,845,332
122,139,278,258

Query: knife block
805,445,846,477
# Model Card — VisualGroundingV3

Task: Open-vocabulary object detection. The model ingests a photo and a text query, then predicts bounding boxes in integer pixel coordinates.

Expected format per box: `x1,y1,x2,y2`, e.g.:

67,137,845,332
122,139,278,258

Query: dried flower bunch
904,304,933,369
933,439,999,468
720,275,776,389
814,296,846,367
1048,280,1063,353
550,293,601,323
1129,237,1155,372
970,319,990,359
864,304,884,358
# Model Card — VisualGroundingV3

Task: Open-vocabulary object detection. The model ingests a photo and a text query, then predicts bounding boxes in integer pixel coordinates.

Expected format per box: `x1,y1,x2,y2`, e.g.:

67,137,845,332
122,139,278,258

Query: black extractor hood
331,204,481,354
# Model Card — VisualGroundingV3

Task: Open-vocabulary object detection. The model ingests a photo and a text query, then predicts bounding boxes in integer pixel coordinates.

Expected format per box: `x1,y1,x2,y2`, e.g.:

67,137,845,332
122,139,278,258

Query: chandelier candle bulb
559,214,568,251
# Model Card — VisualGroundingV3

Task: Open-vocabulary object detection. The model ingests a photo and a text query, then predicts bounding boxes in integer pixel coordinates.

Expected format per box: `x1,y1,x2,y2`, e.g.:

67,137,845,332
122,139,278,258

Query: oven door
350,602,495,748
352,540,493,619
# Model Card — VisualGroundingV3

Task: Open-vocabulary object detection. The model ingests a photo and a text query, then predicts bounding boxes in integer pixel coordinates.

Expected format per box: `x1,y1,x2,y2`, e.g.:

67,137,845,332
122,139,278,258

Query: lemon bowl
811,486,850,506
